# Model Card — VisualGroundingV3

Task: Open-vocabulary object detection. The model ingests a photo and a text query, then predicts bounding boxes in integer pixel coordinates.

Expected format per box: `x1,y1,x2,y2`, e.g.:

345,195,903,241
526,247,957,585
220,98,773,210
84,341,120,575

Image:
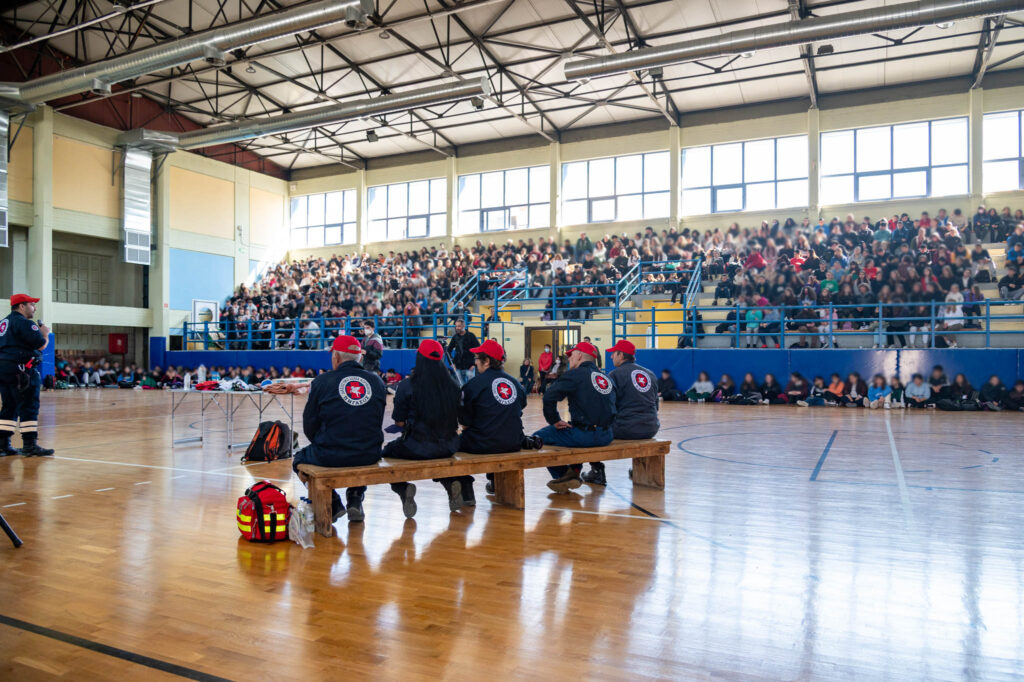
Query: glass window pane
530,166,550,203
643,191,669,219
460,210,480,233
892,122,929,169
459,174,480,210
820,175,854,205
290,196,308,227
325,225,341,245
589,158,615,197
292,227,307,247
408,180,429,215
931,164,968,197
387,218,405,241
745,182,775,210
983,159,1022,193
644,151,670,192
307,194,325,226
530,203,550,229
715,186,743,212
368,187,386,220
342,223,356,245
820,131,853,175
858,174,891,201
744,139,775,183
343,190,355,222
892,170,927,198
617,194,642,221
483,209,506,232
680,188,711,216
429,213,445,236
776,136,808,180
368,219,386,242
591,198,615,221
856,126,891,172
563,199,587,225
388,183,407,217
983,112,1020,160
481,172,503,208
681,146,711,188
776,179,808,208
505,168,529,205
306,225,324,247
616,155,643,195
562,162,588,200
712,143,742,185
931,118,967,166
509,205,529,230
325,192,343,223
430,179,447,214
407,216,428,238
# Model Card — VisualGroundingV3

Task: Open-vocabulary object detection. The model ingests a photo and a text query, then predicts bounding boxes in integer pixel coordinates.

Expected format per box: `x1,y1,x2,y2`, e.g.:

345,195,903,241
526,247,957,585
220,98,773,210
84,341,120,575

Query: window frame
366,178,447,243
819,116,970,205
560,150,671,225
289,189,357,248
679,134,809,215
457,165,550,234
982,109,1024,193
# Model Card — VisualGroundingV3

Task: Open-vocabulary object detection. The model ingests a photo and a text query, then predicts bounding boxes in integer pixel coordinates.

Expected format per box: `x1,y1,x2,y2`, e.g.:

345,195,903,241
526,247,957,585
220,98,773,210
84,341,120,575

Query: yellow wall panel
249,187,284,246
52,136,120,218
170,166,234,239
8,126,33,203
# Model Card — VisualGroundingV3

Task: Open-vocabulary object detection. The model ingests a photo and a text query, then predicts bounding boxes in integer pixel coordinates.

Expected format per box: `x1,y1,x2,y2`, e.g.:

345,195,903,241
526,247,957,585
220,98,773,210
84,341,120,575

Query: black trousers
0,366,41,442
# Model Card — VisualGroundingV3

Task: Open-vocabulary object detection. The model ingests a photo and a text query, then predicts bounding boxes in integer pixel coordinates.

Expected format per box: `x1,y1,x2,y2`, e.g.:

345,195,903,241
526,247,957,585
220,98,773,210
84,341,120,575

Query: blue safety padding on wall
169,248,234,311
900,349,1019,387
789,349,897,383
41,333,55,378
149,336,166,370
159,349,418,376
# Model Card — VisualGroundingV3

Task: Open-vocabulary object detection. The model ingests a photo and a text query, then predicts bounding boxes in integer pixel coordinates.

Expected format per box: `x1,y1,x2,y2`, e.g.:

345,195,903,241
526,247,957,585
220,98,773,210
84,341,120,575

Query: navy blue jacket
459,367,527,453
609,361,659,439
303,360,386,463
0,311,45,366
542,361,616,428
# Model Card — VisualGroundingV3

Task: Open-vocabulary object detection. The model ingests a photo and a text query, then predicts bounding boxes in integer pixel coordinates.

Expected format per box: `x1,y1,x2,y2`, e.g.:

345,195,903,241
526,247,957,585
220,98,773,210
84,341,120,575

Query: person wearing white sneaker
866,374,892,409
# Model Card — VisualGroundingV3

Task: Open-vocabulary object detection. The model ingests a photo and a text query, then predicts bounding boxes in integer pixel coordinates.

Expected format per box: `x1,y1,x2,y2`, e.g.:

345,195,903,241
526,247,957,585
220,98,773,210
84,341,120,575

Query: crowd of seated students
656,365,1024,412
698,205,1024,349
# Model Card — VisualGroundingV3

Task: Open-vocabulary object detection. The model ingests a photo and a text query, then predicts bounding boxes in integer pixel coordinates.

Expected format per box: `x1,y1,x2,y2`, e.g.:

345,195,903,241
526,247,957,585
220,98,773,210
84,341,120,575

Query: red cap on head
10,294,40,306
607,339,636,355
568,341,599,360
331,335,365,354
418,339,444,361
470,339,505,362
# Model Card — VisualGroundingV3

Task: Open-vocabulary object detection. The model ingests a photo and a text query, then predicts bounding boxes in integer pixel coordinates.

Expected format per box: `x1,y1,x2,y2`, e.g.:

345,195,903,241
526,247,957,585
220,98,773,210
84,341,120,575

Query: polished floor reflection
0,391,1022,679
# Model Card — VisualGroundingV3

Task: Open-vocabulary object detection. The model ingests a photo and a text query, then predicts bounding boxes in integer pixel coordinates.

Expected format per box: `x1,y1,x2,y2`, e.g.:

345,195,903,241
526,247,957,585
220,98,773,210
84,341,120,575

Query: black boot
547,465,583,494
459,476,475,507
20,434,53,457
331,491,345,522
390,482,417,519
439,478,463,512
0,434,18,457
581,462,607,486
345,488,365,523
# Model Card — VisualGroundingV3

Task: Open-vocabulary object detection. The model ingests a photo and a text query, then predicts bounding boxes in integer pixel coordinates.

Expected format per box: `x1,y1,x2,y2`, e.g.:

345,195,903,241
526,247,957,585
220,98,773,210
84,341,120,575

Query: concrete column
354,169,366,251
669,125,680,228
548,141,560,242
27,105,53,320
149,154,172,338
445,155,457,247
807,107,820,220
233,167,251,285
968,87,984,204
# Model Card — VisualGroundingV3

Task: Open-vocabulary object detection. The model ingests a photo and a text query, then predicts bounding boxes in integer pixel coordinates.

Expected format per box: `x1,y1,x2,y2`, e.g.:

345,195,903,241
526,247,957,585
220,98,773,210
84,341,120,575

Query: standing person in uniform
532,341,616,493
456,339,543,502
0,294,52,456
582,340,659,485
447,318,480,386
292,335,386,523
385,339,462,514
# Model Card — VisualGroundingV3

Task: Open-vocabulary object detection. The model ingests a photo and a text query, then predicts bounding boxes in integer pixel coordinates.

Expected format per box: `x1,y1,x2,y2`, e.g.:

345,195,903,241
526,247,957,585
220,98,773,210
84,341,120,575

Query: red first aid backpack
237,481,291,542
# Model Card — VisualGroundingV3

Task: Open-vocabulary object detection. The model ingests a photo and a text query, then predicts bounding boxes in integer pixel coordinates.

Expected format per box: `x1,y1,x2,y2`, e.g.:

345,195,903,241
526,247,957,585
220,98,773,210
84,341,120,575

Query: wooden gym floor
1,390,1023,680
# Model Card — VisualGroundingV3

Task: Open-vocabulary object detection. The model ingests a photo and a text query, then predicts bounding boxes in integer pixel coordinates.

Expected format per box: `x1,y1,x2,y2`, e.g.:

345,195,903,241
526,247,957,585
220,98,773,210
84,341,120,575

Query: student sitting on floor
1004,380,1024,411
727,372,762,405
784,372,810,404
796,376,827,406
823,373,845,405
865,374,892,409
905,373,933,408
889,375,906,408
760,373,787,405
686,371,714,402
841,372,868,407
979,374,1008,411
658,369,684,401
936,373,979,411
712,374,736,402
928,365,950,402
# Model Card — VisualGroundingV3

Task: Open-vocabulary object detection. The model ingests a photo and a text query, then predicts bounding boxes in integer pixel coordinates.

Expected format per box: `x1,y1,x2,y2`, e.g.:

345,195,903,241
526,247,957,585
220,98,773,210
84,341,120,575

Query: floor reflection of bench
297,439,672,536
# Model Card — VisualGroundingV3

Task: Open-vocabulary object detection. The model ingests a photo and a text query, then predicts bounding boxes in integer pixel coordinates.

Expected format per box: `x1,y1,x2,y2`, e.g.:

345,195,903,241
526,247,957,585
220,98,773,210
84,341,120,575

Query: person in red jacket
744,248,767,272
537,344,554,394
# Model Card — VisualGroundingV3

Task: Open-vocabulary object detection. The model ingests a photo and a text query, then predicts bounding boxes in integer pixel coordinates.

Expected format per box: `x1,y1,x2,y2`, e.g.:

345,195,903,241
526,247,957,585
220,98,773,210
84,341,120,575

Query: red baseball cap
331,334,365,354
568,341,599,360
607,339,636,355
10,294,40,306
470,339,505,362
418,339,444,361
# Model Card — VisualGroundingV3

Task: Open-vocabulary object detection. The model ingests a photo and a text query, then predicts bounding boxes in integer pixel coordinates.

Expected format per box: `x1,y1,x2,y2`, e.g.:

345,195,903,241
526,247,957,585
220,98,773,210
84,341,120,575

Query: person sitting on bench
582,339,659,486
292,334,386,524
382,339,462,516
533,341,616,493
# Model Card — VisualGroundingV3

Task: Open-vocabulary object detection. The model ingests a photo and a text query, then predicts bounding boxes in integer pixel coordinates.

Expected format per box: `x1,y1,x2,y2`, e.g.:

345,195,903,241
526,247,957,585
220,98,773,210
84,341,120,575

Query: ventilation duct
122,148,152,265
12,0,372,105
172,78,492,150
563,0,1024,82
0,112,7,248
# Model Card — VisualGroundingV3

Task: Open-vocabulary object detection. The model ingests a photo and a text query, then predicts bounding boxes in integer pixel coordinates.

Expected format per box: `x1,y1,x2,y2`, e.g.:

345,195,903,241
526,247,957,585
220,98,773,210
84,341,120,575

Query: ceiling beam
972,15,1006,88
789,0,820,108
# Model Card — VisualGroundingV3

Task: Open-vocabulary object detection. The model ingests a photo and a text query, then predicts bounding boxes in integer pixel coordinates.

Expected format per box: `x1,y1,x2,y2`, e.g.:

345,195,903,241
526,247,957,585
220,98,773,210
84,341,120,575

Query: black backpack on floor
242,421,295,462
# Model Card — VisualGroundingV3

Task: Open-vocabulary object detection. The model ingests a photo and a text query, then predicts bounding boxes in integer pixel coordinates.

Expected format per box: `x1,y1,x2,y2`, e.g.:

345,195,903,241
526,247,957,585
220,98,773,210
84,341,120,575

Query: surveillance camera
471,96,485,110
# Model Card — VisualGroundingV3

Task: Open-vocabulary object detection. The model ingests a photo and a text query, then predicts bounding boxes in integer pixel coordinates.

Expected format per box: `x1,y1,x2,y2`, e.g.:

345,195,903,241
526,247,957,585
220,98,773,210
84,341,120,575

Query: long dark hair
410,353,460,437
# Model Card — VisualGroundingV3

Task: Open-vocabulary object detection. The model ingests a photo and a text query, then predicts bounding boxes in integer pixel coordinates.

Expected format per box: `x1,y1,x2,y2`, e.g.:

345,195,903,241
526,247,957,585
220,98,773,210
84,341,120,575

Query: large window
680,135,808,214
983,110,1024,193
561,151,669,224
290,190,356,248
819,118,968,204
367,178,446,242
458,166,549,233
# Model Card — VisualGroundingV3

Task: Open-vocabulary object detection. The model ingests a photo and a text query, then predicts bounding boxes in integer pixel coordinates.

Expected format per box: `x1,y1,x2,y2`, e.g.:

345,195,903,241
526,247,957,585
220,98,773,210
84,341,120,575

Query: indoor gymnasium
1,0,1024,679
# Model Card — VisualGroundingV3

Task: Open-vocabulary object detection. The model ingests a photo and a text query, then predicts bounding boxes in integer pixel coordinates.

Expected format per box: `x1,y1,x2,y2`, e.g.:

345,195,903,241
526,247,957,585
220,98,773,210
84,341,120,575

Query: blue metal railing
490,282,618,320
613,299,1024,349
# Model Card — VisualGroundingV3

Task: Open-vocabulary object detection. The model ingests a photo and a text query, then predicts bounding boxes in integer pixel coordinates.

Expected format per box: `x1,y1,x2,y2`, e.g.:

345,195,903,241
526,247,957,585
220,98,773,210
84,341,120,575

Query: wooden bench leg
492,470,525,508
631,455,665,489
310,480,334,537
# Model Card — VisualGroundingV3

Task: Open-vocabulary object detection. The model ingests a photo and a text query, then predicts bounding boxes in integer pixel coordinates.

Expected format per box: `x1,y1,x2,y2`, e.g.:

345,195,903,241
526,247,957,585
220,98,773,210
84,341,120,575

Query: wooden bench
297,439,672,536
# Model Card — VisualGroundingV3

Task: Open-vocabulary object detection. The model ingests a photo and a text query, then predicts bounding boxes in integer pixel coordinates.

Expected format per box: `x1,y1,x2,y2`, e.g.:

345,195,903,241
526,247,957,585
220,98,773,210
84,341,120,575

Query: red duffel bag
237,481,290,542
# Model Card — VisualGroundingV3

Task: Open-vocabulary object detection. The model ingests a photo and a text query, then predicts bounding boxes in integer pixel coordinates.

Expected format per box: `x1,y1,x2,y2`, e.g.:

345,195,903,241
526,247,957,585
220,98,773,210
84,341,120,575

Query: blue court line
677,433,858,473
809,430,839,482
603,483,740,552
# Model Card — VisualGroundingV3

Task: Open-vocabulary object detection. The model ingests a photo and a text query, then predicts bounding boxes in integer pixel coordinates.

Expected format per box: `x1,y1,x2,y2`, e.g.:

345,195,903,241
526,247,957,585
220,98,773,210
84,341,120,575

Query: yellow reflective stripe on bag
237,511,251,523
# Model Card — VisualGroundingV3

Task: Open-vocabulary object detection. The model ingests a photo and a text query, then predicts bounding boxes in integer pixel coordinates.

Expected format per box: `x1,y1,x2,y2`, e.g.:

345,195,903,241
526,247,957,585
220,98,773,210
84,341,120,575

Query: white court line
171,475,186,480
134,481,151,486
52,494,73,500
51,455,290,484
885,415,916,528
94,488,115,492
3,502,26,508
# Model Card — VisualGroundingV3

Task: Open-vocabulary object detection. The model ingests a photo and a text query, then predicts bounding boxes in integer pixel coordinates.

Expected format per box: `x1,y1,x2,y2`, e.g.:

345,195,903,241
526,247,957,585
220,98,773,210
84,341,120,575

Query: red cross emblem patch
631,369,652,392
591,372,612,394
491,377,518,405
339,376,372,406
